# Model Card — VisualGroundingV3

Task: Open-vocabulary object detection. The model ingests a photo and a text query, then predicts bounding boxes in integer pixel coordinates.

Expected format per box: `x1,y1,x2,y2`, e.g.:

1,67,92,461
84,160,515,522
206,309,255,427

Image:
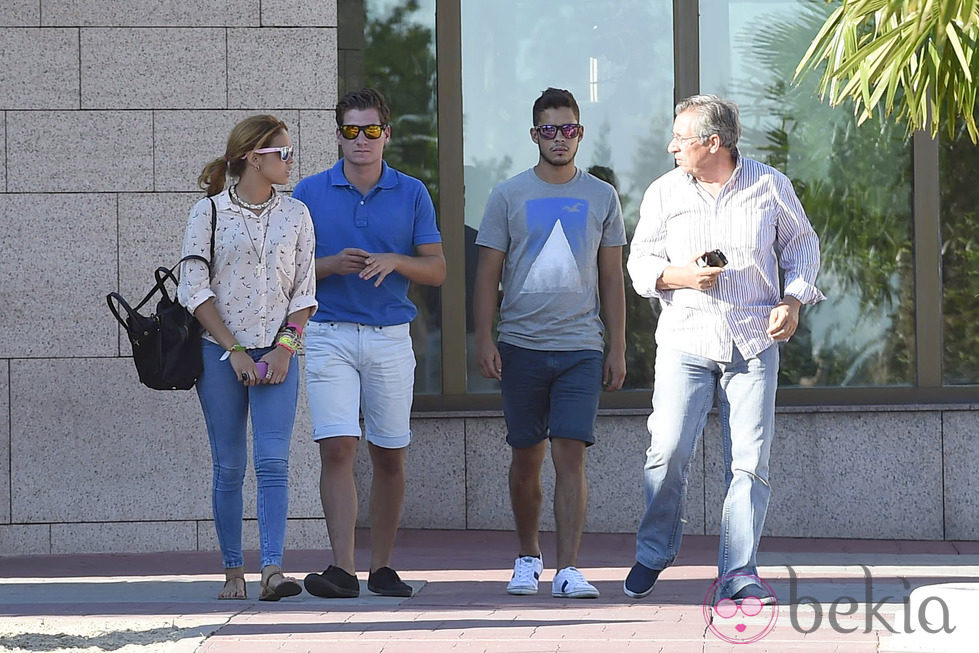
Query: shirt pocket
719,206,777,255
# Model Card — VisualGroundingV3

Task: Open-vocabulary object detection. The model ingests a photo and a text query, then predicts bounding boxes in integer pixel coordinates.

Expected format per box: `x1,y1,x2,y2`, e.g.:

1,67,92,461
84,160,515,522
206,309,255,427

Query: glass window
347,0,442,393
461,0,675,392
700,0,915,386
941,129,979,385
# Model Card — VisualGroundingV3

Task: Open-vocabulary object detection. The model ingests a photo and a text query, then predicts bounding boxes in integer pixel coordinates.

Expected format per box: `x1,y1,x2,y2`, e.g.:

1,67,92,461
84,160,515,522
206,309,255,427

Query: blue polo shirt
293,159,441,326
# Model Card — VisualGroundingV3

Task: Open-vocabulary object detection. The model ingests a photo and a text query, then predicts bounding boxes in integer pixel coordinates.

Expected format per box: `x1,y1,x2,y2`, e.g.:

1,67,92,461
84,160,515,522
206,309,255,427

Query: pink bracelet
286,321,304,336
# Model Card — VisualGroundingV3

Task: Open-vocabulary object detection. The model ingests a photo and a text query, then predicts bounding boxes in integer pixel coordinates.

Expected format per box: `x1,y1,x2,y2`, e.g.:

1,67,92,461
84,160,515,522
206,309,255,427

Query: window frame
346,0,979,410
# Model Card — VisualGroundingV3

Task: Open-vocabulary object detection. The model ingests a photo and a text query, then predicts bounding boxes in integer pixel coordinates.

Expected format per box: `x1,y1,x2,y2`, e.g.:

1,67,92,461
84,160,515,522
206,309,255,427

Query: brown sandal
219,566,247,600
260,564,302,601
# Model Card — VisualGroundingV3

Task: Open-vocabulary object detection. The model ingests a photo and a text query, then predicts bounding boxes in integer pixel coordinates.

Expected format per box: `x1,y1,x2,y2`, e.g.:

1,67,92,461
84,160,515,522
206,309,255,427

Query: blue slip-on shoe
729,582,776,605
623,561,661,599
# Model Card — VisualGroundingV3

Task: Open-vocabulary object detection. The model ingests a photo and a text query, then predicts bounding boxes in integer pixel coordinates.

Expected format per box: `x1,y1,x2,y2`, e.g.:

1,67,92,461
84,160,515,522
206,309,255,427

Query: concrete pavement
2,529,979,652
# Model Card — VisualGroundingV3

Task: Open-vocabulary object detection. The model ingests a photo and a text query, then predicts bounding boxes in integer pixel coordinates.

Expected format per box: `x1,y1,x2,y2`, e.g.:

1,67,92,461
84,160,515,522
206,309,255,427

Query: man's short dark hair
335,88,391,126
532,87,580,126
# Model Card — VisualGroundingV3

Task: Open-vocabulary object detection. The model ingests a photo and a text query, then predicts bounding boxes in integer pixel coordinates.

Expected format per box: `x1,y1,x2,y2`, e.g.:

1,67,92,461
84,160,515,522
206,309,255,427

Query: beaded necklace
230,183,276,212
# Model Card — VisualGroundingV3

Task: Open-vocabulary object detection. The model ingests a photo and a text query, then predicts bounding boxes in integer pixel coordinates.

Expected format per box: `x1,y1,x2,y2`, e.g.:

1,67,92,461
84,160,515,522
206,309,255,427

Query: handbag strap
158,196,218,311
105,198,219,327
161,196,217,307
176,197,217,274
106,291,138,330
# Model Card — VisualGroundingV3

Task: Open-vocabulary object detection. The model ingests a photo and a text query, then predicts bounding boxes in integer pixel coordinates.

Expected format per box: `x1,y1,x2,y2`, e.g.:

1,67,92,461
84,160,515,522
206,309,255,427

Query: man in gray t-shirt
473,87,627,600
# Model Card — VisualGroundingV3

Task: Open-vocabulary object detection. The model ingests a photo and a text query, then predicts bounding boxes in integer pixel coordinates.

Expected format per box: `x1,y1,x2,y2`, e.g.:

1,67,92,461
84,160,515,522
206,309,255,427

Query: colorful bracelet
276,331,299,355
219,343,247,361
286,322,304,336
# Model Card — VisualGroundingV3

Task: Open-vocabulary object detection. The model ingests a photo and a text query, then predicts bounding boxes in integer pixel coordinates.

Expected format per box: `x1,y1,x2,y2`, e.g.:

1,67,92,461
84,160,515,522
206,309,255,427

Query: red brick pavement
3,529,977,652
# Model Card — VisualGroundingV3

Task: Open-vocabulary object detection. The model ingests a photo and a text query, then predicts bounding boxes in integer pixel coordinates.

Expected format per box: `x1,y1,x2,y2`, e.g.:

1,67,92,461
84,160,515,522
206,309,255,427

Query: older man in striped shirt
623,95,824,605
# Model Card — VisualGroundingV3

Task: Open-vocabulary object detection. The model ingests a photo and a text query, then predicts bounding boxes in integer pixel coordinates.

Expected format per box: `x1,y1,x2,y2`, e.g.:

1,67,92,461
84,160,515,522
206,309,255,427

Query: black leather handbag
106,199,216,390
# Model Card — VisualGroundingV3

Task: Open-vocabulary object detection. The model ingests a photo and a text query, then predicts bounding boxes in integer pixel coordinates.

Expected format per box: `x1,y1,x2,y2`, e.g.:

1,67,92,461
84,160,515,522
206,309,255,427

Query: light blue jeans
636,344,778,597
196,339,299,569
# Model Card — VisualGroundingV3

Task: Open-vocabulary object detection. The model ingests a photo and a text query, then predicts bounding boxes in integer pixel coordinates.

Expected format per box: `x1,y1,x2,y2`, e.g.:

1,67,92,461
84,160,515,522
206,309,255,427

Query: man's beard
541,148,575,167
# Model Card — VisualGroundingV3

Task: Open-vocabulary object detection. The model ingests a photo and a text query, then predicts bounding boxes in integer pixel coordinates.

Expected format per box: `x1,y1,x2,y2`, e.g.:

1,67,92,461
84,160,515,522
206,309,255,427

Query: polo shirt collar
328,159,398,190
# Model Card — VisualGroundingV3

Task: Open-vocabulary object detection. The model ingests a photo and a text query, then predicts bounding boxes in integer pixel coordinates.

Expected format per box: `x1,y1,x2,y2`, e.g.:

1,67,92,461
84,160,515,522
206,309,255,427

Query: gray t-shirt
476,167,627,352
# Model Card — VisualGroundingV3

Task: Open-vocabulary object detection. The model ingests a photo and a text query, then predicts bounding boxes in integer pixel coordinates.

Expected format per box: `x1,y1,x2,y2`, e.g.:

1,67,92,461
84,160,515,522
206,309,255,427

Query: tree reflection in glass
705,0,914,387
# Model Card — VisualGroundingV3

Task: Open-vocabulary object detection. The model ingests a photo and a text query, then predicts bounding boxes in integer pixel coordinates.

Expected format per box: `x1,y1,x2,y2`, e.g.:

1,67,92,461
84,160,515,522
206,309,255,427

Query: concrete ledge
0,524,50,556
196,518,330,552
0,361,8,524
51,521,198,555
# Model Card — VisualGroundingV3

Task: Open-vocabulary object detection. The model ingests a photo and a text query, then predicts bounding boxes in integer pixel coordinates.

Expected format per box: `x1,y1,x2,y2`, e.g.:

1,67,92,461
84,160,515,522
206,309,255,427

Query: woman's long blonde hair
198,114,288,196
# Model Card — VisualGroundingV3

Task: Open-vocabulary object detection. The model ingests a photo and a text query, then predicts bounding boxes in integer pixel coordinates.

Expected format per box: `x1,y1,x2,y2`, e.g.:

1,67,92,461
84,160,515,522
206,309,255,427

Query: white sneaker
552,566,600,598
507,555,543,595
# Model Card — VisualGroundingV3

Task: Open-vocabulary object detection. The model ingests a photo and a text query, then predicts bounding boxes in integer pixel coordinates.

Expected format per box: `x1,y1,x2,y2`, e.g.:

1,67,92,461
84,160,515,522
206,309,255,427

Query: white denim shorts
304,320,415,448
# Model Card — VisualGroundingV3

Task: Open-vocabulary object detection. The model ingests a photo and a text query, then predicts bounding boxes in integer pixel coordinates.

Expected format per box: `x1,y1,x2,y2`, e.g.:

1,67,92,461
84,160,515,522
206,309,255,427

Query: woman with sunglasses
178,114,317,601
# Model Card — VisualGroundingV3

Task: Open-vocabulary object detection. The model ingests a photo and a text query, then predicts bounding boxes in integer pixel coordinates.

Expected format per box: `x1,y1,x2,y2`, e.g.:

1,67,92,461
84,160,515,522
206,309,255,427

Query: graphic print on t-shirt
521,197,588,294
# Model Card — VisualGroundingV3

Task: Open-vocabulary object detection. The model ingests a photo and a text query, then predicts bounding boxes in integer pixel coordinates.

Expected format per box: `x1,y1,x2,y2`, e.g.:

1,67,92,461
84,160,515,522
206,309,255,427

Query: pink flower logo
702,573,778,644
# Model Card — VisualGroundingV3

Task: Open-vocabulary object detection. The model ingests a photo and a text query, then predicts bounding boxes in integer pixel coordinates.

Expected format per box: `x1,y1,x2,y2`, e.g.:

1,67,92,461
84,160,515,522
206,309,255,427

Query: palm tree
796,0,979,142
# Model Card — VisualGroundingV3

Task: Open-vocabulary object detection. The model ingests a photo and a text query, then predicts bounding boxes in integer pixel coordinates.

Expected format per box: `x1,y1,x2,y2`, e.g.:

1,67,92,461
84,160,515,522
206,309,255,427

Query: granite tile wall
0,2,339,556
2,407,979,554
296,111,341,179
51,521,199,554
81,29,228,109
5,356,464,552
1,115,5,190
0,194,118,358
261,0,338,26
0,2,39,26
703,411,945,540
196,518,331,553
10,358,212,523
463,415,703,535
0,360,8,524
227,29,337,109
942,410,979,540
153,111,302,192
0,29,78,109
6,112,153,192
116,192,202,305
383,418,467,530
39,0,258,26
0,525,50,556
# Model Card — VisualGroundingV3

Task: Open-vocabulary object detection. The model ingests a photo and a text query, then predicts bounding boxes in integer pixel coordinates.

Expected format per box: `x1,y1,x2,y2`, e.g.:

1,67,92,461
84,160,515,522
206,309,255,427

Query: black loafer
367,566,413,597
304,565,360,598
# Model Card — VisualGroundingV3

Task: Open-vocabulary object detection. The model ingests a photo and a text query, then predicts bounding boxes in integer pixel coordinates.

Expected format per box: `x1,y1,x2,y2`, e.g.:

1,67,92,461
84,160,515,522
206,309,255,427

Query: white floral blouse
177,189,318,349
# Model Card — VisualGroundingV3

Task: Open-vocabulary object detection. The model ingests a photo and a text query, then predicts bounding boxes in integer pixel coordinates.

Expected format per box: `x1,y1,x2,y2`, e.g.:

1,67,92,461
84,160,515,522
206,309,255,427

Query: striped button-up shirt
628,156,824,361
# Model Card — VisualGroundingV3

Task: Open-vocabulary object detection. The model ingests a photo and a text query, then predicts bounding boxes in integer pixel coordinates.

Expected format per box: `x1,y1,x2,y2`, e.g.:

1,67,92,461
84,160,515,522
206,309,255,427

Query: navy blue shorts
498,341,604,448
